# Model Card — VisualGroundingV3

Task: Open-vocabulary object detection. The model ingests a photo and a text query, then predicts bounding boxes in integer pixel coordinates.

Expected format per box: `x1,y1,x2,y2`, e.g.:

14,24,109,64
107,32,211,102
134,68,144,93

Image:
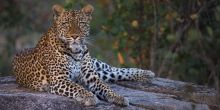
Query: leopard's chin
69,44,83,54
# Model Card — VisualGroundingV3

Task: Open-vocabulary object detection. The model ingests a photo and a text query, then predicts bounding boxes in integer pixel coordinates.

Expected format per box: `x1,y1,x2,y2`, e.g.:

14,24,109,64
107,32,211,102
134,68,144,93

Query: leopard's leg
91,58,155,83
49,69,98,106
80,59,129,106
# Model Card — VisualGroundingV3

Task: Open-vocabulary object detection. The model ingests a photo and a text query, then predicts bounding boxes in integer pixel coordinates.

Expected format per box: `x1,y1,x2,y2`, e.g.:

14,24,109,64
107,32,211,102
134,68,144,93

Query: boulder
0,76,219,110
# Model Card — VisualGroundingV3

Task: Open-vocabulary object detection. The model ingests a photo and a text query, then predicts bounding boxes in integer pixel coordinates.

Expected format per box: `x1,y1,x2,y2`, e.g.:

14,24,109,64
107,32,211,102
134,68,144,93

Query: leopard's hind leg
91,58,155,83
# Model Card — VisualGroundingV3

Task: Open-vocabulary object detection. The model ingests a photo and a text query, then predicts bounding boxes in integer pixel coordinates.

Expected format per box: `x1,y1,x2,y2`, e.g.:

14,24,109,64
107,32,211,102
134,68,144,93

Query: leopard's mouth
68,44,83,55
71,50,82,54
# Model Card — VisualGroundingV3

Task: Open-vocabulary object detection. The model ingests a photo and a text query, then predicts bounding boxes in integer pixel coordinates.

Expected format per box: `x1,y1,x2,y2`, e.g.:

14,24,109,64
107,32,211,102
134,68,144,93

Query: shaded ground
0,76,219,110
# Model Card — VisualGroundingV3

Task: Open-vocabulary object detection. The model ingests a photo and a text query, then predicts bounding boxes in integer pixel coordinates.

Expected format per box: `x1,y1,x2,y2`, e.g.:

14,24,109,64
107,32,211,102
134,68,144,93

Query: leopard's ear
52,4,64,18
82,4,94,15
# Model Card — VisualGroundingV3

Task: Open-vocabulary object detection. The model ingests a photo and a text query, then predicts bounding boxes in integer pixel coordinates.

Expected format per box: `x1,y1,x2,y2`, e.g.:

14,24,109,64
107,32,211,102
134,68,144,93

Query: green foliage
0,0,24,28
69,0,220,87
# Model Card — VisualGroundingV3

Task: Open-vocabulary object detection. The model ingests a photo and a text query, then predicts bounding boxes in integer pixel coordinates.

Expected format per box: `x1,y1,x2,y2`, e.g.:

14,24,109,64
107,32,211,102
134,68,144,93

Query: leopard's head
52,4,93,55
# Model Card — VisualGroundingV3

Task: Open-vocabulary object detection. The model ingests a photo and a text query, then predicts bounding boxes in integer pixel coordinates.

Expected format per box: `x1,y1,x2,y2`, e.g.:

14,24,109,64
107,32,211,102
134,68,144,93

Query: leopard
12,4,155,106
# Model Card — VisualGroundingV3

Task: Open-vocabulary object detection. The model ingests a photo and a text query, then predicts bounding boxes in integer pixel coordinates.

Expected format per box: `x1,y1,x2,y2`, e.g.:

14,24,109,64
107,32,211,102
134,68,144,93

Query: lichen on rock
0,76,218,110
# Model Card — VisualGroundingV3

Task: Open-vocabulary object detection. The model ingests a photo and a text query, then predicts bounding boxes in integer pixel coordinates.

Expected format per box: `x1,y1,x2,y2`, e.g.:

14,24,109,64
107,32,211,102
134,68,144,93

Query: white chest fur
68,59,81,82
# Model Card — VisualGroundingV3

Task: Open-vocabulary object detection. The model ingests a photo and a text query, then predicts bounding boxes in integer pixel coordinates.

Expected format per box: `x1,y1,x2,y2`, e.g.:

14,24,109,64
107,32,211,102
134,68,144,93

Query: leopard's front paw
83,95,99,106
77,92,98,106
145,70,155,79
107,95,129,107
120,97,129,106
137,70,155,83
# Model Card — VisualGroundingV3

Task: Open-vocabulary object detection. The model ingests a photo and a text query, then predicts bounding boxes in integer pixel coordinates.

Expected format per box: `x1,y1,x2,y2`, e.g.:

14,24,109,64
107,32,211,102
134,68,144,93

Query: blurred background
0,0,219,91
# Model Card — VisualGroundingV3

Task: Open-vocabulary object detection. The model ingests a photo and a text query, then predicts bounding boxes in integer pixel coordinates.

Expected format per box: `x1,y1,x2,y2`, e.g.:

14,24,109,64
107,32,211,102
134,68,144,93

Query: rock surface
0,76,219,110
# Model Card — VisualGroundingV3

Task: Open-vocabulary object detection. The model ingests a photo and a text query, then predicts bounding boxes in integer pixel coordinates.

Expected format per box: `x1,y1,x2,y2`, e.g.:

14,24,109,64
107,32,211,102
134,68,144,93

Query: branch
150,0,159,72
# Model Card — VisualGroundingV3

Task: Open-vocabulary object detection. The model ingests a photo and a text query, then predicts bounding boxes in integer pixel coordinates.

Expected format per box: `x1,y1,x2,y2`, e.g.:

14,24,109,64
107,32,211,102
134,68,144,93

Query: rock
0,76,219,110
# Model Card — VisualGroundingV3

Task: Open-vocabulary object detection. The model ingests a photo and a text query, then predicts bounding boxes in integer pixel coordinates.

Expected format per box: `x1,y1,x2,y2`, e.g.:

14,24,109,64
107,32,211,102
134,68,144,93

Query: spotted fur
12,4,154,107
91,58,155,83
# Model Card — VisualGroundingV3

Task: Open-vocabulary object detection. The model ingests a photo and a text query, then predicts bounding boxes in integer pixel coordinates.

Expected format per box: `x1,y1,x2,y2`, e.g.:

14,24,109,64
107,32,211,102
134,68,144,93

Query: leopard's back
12,47,50,91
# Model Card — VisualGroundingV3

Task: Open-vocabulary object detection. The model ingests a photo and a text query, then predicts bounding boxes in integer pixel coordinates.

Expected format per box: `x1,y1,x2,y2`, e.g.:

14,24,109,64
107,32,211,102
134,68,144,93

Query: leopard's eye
78,16,87,23
79,21,86,23
79,22,86,26
61,21,69,25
